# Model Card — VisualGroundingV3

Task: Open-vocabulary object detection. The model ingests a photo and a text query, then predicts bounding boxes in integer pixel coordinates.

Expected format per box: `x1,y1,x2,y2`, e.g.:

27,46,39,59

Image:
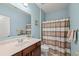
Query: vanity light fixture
23,3,28,7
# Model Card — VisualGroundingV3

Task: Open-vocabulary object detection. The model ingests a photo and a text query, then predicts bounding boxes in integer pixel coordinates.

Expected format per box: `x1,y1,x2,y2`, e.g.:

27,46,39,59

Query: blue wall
41,9,45,21
69,3,79,55
0,4,31,36
45,8,69,21
28,4,40,39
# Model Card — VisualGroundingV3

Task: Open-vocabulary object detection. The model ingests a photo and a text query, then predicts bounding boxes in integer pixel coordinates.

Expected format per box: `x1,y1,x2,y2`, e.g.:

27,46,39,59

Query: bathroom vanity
0,36,41,56
13,41,41,56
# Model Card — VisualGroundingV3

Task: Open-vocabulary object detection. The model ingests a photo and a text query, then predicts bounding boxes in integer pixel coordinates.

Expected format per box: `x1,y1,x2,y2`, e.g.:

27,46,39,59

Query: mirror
16,14,31,37
0,3,31,40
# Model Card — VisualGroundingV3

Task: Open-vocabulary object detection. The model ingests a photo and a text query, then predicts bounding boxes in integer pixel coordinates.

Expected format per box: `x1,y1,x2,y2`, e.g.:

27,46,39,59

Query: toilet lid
41,44,49,49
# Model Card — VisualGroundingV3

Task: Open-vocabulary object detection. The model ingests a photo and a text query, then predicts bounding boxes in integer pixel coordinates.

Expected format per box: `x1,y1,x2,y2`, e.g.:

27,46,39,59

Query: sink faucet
17,38,23,44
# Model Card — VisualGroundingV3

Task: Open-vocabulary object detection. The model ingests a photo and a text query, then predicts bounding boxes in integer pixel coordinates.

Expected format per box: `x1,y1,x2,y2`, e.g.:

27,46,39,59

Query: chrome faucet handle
21,39,23,43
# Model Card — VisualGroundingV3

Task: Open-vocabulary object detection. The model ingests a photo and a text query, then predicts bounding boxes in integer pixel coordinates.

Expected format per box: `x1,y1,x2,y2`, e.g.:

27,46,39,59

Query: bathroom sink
14,38,30,47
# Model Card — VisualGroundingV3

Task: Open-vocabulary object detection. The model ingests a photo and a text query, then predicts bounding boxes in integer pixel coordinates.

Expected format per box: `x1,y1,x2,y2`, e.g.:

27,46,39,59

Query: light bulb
23,3,28,7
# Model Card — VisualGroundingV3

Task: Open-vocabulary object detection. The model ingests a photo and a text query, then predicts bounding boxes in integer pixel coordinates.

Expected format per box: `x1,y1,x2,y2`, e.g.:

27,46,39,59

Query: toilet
41,44,49,56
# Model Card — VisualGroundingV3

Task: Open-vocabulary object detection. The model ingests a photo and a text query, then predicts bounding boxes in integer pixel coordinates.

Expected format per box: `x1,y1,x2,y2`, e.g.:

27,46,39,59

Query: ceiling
36,3,68,13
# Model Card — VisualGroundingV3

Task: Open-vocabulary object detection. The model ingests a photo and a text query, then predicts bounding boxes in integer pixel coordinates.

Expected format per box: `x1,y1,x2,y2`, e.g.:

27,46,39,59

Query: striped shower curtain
42,18,71,56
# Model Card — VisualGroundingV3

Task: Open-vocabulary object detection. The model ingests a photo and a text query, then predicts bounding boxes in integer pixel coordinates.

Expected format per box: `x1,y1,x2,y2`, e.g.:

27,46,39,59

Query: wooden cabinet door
23,44,36,56
32,46,41,56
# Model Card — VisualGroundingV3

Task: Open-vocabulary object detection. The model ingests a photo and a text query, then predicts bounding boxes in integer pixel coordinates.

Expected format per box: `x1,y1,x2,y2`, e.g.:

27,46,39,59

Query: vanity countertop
0,36,41,56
